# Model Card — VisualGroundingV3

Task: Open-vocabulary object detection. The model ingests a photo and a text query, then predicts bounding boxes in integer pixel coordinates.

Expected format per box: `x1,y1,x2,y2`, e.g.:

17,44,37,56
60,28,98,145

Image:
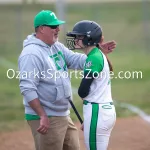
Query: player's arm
78,54,104,99
78,72,95,98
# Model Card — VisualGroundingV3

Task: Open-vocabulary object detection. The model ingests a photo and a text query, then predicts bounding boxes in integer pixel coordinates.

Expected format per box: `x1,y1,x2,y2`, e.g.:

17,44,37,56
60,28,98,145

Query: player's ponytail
96,44,113,72
105,54,113,72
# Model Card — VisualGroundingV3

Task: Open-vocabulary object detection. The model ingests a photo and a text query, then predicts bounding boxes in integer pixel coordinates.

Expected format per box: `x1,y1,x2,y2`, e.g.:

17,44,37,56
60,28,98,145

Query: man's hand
99,40,117,54
80,123,84,131
37,115,50,134
28,99,50,134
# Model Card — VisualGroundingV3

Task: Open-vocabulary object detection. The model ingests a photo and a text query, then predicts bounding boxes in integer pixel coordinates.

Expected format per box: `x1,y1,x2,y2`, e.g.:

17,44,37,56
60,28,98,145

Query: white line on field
72,87,150,123
116,102,150,123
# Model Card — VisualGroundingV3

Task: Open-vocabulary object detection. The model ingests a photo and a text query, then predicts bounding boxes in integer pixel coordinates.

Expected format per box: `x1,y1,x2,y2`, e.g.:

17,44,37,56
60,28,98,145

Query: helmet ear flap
81,31,92,46
82,32,100,46
82,36,88,46
88,28,101,46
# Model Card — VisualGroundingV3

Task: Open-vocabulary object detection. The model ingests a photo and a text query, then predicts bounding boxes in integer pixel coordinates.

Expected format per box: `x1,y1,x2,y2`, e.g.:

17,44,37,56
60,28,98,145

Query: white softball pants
83,101,116,150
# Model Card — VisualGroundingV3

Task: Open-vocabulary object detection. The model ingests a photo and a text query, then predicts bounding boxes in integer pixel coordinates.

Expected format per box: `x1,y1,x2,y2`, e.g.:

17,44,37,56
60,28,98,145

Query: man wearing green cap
18,10,116,150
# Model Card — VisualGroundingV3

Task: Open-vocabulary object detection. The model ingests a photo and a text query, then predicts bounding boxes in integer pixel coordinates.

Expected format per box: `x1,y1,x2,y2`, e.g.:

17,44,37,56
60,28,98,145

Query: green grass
0,2,150,130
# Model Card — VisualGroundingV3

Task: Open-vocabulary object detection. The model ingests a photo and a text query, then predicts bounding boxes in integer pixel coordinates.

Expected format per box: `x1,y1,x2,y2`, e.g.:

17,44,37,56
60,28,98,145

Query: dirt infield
0,117,150,150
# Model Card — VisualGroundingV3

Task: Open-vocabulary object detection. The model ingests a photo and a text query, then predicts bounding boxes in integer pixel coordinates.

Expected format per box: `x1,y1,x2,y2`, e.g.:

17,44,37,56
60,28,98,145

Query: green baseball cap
34,10,65,28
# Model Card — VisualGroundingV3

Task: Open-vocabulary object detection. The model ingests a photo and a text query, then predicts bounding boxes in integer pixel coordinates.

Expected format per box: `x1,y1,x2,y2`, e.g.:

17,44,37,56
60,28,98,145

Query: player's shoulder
87,48,104,64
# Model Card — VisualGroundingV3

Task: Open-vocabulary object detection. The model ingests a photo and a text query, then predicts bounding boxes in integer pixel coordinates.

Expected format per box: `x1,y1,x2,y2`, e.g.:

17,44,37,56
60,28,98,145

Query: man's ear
39,26,45,34
99,36,104,44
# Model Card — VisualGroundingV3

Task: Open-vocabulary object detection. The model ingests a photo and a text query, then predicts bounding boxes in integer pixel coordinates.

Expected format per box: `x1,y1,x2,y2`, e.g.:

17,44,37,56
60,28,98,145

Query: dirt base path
0,117,150,150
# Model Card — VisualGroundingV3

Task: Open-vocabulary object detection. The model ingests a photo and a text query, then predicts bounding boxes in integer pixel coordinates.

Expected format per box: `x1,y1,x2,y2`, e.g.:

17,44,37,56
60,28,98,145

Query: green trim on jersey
89,103,99,150
84,47,104,75
25,114,51,120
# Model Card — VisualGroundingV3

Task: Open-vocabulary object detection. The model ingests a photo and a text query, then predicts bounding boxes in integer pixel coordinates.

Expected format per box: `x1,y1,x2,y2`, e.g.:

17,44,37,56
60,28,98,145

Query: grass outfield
0,1,150,128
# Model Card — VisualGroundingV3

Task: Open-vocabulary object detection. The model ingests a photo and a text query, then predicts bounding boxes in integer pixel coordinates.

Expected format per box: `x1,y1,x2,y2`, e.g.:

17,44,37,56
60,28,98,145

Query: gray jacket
18,34,86,116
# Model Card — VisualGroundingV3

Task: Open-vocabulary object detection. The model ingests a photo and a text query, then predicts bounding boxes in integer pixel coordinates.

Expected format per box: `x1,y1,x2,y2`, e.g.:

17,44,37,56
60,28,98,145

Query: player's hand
99,40,117,54
37,115,50,134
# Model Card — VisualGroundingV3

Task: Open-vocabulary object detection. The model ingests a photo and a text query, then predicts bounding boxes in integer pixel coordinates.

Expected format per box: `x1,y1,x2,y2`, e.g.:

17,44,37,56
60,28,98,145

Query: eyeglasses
75,35,84,40
44,25,59,29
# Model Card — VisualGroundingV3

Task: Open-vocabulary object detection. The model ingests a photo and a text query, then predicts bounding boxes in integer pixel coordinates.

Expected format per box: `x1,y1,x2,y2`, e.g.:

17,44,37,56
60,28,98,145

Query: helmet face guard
66,36,76,50
66,32,87,50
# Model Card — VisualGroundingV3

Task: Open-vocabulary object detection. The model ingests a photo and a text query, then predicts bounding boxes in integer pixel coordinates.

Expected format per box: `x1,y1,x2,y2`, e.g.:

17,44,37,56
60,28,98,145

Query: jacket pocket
53,86,69,109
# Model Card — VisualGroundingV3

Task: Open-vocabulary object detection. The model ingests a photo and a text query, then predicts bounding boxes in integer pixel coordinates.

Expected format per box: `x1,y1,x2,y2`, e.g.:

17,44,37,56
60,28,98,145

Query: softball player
67,20,116,150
